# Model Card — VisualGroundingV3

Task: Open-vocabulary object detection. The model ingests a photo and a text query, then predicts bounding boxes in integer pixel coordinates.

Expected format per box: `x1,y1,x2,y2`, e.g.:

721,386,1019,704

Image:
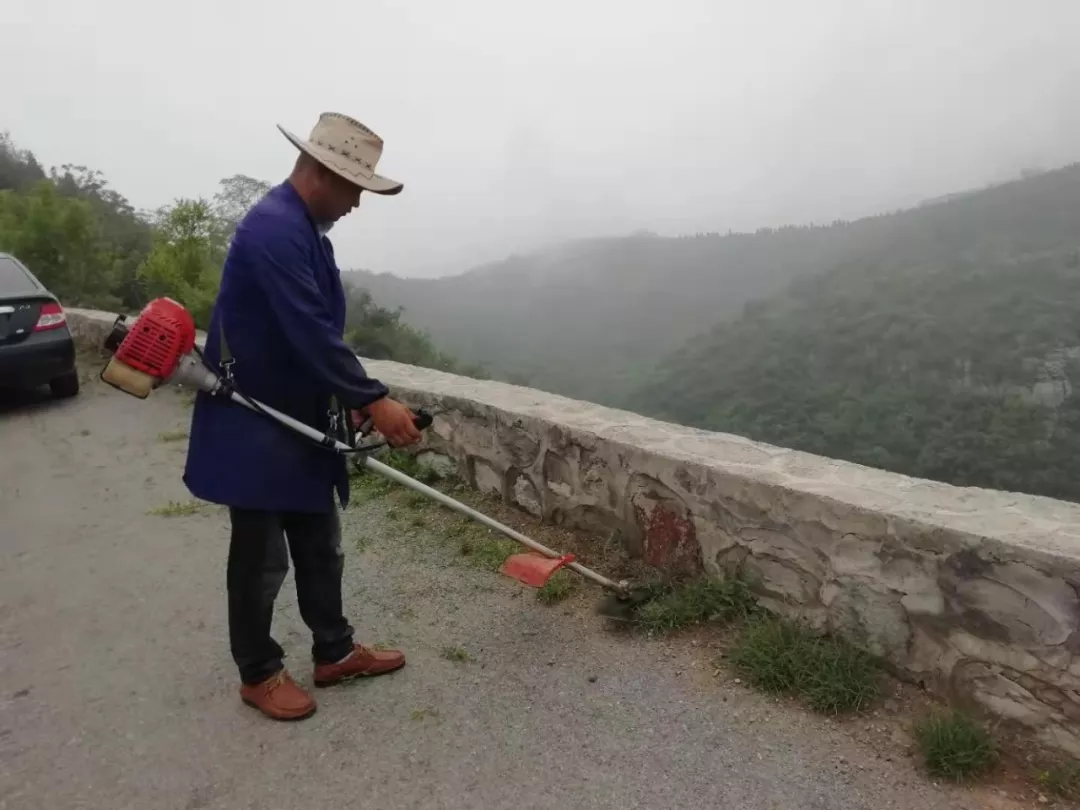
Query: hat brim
277,125,404,196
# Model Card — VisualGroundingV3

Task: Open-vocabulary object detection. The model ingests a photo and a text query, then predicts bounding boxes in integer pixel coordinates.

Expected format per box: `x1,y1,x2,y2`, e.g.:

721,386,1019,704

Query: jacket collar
274,181,321,233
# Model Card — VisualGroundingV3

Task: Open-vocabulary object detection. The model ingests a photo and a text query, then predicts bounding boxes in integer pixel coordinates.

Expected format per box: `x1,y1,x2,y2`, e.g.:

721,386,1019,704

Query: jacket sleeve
243,223,390,410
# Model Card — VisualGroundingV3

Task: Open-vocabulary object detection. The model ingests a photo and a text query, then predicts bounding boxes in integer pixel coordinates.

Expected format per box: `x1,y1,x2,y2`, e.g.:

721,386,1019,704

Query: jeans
226,506,355,685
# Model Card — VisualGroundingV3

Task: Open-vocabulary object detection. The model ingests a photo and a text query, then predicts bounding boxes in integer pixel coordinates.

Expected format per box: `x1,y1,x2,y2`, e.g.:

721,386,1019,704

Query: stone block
626,473,702,575
944,559,1079,647
416,451,458,479
826,579,911,664
470,457,503,498
496,418,542,468
510,471,542,517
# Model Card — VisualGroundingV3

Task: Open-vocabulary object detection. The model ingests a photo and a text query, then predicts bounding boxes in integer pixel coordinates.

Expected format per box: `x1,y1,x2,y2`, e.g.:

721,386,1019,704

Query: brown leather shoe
239,669,317,721
313,644,406,687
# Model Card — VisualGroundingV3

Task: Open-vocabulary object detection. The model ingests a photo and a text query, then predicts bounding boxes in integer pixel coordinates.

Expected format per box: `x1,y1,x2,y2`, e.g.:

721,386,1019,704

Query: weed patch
914,709,997,782
378,450,442,485
728,615,879,715
1037,760,1080,801
537,571,576,604
633,576,759,634
349,471,394,501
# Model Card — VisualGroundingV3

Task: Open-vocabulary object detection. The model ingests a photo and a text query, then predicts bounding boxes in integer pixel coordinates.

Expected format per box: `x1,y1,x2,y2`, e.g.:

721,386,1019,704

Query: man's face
313,168,363,225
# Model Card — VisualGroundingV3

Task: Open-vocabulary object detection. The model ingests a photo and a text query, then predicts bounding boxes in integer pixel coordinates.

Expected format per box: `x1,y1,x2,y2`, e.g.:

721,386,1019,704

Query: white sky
5,0,1079,277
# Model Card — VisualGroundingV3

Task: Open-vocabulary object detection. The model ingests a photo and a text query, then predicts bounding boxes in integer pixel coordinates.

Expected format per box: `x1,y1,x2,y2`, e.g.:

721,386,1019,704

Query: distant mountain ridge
626,167,1080,500
348,162,1080,413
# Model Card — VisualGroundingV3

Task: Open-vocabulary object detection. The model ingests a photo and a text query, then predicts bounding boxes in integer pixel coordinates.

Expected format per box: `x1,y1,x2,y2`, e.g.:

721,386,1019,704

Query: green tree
137,199,225,328
212,174,272,240
0,131,471,377
0,180,119,309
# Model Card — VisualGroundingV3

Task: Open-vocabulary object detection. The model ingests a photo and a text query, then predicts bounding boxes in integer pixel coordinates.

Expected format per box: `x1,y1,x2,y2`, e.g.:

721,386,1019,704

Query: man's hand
363,398,423,447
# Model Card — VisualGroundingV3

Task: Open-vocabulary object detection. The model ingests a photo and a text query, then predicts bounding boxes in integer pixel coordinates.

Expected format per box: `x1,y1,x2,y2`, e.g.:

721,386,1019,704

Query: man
184,112,422,721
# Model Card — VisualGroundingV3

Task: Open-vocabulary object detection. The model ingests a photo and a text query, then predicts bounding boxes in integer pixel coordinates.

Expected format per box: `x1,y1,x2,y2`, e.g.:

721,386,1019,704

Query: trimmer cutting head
594,585,660,622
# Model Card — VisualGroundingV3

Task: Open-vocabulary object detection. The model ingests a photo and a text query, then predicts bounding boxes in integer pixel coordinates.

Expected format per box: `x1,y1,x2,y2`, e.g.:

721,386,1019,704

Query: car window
0,256,41,296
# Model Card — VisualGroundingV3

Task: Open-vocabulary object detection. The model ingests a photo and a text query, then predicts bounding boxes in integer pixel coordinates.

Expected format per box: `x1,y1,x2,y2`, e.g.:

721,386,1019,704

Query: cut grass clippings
728,615,880,715
148,499,203,517
441,645,471,662
411,707,440,721
914,709,998,782
458,529,517,572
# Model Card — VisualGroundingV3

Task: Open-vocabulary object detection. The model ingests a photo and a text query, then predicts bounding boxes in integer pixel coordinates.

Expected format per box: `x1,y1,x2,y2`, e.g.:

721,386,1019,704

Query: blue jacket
183,182,389,513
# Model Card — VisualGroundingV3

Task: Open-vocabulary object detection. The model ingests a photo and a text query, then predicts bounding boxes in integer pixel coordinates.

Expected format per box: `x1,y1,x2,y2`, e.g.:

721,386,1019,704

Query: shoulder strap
219,321,233,367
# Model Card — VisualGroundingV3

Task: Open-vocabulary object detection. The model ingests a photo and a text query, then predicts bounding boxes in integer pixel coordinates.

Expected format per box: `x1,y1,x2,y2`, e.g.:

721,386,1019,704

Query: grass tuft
914,709,998,782
148,499,203,517
536,571,577,604
632,575,759,634
728,615,879,715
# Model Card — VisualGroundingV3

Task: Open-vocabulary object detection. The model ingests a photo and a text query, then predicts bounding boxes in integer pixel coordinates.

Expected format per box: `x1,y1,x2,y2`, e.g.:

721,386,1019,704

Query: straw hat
277,112,403,195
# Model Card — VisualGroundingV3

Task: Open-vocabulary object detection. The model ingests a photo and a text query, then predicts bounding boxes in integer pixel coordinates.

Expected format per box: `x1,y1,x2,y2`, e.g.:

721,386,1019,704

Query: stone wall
69,308,1080,756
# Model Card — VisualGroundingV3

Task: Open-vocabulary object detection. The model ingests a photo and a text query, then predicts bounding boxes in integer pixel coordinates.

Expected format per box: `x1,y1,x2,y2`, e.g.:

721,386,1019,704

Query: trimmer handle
354,407,434,441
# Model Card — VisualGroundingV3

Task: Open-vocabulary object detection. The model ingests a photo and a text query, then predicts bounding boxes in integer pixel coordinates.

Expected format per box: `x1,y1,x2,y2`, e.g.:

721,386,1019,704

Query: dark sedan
0,252,79,398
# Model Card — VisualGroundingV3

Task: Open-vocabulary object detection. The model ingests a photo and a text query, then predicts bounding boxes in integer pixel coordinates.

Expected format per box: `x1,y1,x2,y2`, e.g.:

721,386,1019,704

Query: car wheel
50,370,80,398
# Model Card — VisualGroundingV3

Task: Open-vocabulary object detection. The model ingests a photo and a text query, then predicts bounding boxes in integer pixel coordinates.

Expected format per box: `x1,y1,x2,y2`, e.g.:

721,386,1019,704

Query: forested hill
350,164,1080,407
628,174,1080,501
0,132,469,374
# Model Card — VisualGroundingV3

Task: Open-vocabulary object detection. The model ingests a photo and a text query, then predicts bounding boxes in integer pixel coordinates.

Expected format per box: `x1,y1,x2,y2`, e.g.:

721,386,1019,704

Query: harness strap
218,319,346,445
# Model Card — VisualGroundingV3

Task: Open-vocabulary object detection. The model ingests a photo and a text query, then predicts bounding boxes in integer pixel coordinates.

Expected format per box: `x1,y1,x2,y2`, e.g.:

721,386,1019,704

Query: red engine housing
114,297,197,382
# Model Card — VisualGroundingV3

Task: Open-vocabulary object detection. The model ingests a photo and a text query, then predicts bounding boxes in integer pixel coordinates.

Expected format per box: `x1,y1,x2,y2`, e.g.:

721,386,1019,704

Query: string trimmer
97,298,652,619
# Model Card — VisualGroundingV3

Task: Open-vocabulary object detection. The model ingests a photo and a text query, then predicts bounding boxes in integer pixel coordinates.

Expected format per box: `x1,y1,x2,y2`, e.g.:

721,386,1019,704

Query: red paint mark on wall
633,500,703,575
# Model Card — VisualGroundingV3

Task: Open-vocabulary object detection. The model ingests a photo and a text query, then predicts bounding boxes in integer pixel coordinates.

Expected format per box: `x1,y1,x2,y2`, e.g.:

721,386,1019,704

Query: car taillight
34,301,66,331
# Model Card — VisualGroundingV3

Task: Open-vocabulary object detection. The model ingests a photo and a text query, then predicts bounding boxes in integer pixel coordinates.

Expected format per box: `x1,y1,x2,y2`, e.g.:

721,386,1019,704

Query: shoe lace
264,670,292,695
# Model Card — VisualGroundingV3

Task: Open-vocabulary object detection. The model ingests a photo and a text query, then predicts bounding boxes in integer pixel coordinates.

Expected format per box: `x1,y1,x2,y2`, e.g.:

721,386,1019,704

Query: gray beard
317,222,335,236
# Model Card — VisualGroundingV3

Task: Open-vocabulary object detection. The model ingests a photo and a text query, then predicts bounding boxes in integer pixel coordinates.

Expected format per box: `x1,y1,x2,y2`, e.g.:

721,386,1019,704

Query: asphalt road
0,364,1031,810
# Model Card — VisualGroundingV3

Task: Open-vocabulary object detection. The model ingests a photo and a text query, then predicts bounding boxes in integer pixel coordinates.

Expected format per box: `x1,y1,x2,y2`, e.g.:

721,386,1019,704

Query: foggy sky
5,0,1080,277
